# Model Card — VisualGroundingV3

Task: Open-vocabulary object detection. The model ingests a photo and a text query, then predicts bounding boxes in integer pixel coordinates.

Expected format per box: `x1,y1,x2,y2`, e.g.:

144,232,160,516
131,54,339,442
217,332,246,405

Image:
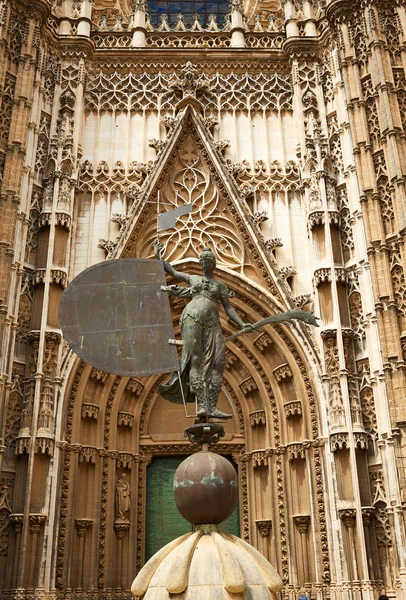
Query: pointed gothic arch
52,101,333,593
54,257,330,594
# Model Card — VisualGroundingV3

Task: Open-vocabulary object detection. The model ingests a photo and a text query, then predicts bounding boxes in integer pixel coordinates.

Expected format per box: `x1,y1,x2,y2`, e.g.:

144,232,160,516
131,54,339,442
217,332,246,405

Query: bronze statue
154,241,319,420
154,242,252,419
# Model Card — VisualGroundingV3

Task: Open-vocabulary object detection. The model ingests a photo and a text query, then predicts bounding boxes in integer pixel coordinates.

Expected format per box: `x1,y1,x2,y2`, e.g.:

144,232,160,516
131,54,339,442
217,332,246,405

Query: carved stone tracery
2,1,404,598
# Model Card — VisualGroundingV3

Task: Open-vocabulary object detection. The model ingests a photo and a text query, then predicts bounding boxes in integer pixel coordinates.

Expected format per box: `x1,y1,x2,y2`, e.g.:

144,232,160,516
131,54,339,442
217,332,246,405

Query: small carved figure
0,484,11,512
115,473,131,521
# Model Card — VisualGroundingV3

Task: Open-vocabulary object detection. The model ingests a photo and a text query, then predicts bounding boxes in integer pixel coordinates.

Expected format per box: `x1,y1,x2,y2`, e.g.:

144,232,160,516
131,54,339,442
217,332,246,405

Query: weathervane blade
59,258,179,377
158,203,193,231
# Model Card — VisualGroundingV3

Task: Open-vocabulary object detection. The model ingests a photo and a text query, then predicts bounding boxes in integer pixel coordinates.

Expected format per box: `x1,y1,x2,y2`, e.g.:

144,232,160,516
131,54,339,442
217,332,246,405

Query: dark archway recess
147,0,230,27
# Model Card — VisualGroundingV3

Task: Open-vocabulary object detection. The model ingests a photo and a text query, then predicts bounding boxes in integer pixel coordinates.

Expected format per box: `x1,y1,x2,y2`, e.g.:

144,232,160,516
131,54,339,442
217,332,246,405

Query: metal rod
178,370,194,419
157,190,160,243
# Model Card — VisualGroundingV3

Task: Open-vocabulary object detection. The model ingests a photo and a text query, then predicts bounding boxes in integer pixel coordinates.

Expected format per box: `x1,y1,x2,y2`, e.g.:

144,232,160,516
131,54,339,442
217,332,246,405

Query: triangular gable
112,105,292,308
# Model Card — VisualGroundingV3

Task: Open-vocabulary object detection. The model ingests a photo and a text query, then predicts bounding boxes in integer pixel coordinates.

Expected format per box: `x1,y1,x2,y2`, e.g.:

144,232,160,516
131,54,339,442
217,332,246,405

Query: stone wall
0,0,405,598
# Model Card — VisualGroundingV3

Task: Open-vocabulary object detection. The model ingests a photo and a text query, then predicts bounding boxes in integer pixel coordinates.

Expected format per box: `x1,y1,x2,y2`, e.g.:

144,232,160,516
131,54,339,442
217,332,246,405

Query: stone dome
131,525,283,600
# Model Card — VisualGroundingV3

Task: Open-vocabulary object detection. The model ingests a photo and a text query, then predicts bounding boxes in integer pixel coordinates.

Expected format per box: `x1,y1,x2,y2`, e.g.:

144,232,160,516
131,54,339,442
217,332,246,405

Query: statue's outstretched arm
221,293,252,331
153,240,189,284
225,309,319,342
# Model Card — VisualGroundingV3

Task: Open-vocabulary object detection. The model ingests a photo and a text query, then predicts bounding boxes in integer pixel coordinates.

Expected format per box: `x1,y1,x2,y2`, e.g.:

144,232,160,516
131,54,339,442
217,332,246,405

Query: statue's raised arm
153,239,190,284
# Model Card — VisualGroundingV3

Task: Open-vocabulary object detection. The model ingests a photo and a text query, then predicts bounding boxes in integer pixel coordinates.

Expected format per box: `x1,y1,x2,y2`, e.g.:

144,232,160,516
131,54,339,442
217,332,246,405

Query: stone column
75,519,92,590
0,2,49,477
131,0,147,47
229,0,245,48
294,515,311,585
282,0,299,38
9,514,23,587
28,514,46,589
303,0,317,37
338,509,358,581
325,3,406,593
114,521,130,589
361,507,375,580
255,519,272,561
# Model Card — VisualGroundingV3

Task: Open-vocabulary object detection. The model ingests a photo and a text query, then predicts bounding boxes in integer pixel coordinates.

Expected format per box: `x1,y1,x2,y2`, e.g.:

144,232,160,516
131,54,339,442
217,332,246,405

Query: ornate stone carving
361,507,374,527
239,376,258,395
50,269,68,288
90,368,109,384
375,504,392,547
79,446,96,464
117,412,134,428
75,519,92,538
214,139,230,153
338,509,356,528
273,363,292,382
314,268,331,285
115,473,131,521
283,400,302,418
98,238,116,255
256,519,272,537
35,437,55,456
264,238,283,251
360,384,377,436
337,186,354,253
294,294,312,308
253,331,273,352
15,436,30,455
354,432,368,450
251,211,269,228
330,432,349,451
169,60,209,101
85,69,293,116
225,348,238,369
29,514,47,535
81,403,99,420
117,453,133,469
149,138,166,152
251,450,269,468
287,443,305,462
278,265,297,279
126,378,144,396
114,520,130,539
249,410,266,427
9,514,24,534
308,210,324,229
293,515,310,534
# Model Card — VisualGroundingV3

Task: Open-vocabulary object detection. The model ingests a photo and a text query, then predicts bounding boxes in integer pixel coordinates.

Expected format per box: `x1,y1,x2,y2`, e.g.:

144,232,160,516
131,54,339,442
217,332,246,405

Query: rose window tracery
154,136,245,268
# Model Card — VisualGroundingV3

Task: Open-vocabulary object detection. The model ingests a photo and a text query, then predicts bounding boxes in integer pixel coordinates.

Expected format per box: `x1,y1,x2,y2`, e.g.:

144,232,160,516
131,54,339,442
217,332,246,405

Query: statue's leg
206,337,231,419
207,376,232,419
189,372,206,416
186,319,207,415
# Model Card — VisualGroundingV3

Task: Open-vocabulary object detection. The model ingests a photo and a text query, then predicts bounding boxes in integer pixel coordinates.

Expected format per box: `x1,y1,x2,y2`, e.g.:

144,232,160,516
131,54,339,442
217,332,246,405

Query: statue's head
199,248,216,270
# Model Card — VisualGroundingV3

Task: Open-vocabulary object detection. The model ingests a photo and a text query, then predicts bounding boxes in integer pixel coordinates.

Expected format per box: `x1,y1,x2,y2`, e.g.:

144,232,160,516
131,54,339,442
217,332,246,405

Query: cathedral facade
0,0,406,598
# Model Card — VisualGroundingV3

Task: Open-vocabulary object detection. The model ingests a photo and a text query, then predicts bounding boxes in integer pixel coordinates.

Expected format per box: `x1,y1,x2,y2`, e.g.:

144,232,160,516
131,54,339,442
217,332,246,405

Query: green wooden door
145,455,240,561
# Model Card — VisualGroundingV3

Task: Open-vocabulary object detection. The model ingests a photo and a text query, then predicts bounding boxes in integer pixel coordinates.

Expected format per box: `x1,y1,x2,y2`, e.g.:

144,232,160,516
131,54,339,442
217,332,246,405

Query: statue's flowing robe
158,276,229,404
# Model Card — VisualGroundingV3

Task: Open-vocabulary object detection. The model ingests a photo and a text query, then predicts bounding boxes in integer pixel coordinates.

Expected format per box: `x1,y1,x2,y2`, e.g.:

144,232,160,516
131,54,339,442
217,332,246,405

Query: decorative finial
229,0,243,14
